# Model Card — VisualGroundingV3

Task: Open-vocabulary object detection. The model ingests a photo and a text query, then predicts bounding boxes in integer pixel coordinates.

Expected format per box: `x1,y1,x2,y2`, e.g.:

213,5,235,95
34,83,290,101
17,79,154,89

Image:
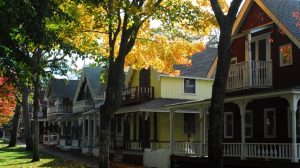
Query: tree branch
209,0,225,26
227,0,243,23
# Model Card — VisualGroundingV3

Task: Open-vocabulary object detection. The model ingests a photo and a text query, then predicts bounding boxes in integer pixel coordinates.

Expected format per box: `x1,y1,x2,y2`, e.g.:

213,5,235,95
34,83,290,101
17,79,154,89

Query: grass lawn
0,139,88,167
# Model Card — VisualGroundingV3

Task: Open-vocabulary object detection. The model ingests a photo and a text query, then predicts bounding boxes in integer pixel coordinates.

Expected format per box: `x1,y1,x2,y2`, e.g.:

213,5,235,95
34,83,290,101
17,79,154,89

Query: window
184,113,195,134
245,111,252,138
250,33,270,61
279,43,293,67
116,116,122,133
264,108,276,138
224,112,233,138
184,78,196,94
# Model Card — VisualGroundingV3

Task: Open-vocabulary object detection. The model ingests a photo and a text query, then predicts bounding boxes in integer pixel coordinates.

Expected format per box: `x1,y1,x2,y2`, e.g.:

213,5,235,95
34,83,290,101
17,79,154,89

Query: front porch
165,90,300,165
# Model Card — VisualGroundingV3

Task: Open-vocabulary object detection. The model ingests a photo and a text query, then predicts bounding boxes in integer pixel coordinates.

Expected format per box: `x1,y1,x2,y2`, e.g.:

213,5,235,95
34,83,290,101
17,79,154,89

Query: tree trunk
32,72,40,162
208,1,242,168
98,107,112,168
208,30,232,168
8,104,21,147
22,86,33,151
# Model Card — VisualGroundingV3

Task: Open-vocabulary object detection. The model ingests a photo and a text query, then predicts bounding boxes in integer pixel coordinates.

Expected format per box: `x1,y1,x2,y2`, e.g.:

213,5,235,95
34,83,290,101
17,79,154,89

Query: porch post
82,115,86,147
93,113,97,147
289,95,299,163
247,33,252,87
197,106,205,156
170,109,175,154
237,101,247,160
87,115,91,147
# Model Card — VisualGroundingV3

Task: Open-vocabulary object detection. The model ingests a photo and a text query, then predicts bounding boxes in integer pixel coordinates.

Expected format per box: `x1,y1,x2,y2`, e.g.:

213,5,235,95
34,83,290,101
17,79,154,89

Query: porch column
82,116,86,147
87,115,91,147
197,106,205,156
247,33,252,87
169,109,175,154
93,113,97,147
288,95,299,163
237,101,248,160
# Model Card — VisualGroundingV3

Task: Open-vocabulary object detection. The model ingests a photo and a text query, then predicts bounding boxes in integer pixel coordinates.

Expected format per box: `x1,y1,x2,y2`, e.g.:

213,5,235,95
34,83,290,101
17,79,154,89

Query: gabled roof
172,47,218,79
83,67,101,95
44,79,79,100
73,67,103,101
233,0,300,47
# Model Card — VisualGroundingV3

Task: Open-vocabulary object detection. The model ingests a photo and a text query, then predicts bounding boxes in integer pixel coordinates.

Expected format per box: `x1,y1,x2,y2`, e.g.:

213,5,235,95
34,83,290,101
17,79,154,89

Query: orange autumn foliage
0,77,16,126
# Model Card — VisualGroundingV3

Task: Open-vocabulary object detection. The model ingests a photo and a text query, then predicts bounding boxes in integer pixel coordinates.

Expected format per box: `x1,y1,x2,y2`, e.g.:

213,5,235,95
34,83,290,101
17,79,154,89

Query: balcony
47,106,59,114
121,86,154,106
72,100,94,113
226,61,272,91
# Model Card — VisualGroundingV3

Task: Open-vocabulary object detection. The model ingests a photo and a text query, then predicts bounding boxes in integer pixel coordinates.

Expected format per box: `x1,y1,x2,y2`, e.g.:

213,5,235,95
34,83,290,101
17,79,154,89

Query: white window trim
264,108,276,138
224,112,234,138
279,43,293,67
183,78,196,95
250,33,271,62
245,110,253,138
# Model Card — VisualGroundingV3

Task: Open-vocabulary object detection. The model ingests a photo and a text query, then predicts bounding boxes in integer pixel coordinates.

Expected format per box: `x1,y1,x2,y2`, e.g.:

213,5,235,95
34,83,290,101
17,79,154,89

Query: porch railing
174,142,207,156
43,133,59,145
245,143,291,159
227,61,272,91
150,141,170,150
73,100,94,113
172,142,292,160
121,86,154,105
223,143,241,157
125,141,142,150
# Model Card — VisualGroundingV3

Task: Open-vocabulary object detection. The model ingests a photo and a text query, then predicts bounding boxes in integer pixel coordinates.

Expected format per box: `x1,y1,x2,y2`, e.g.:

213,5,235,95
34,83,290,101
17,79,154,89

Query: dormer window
184,78,196,94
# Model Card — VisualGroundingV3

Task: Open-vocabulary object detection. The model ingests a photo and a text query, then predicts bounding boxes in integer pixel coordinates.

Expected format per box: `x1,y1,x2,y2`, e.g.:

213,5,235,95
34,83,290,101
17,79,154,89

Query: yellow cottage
110,47,218,166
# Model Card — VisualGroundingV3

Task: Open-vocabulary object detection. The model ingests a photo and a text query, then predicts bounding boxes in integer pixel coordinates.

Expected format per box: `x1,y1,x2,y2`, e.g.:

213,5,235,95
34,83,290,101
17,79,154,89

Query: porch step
113,150,123,162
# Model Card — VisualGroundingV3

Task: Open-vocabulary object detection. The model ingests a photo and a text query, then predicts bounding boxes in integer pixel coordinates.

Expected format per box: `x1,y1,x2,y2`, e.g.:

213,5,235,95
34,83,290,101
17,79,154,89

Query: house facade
111,47,217,166
43,79,79,145
166,0,300,167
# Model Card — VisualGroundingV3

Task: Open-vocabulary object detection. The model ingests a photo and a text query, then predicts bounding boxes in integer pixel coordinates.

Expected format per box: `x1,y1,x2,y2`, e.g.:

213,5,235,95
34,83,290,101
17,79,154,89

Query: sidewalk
40,145,98,167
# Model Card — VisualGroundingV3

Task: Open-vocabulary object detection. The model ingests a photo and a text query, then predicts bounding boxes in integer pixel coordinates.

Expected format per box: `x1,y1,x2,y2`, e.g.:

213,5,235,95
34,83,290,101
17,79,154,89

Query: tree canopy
0,77,16,127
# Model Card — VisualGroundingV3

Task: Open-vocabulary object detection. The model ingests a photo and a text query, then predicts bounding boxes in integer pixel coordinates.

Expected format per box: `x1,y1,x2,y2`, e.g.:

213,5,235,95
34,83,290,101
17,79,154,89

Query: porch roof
164,88,300,110
114,98,198,114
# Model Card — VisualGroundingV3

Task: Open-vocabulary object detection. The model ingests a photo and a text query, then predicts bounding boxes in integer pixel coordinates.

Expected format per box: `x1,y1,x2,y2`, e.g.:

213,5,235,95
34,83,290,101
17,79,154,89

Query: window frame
224,112,234,138
264,108,276,138
183,78,196,94
279,43,293,67
250,33,271,62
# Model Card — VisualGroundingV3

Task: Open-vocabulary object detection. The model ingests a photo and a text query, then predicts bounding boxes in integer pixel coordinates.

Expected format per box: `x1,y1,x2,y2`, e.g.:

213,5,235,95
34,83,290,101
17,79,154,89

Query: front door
139,114,150,149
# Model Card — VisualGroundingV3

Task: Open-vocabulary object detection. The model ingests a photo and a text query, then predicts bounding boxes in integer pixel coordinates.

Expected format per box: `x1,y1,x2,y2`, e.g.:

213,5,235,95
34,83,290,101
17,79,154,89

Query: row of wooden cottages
42,0,300,167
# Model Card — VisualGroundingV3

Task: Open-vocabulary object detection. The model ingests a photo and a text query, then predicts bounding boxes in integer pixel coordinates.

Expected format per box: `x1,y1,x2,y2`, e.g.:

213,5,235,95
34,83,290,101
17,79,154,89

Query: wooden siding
271,29,300,89
239,2,272,33
160,77,213,100
130,70,140,87
150,68,161,98
232,36,246,63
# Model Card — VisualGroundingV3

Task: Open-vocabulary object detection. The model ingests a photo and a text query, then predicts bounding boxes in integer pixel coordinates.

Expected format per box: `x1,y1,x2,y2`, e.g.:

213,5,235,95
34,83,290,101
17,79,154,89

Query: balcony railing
47,106,58,113
72,100,94,113
227,61,272,91
121,86,154,105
